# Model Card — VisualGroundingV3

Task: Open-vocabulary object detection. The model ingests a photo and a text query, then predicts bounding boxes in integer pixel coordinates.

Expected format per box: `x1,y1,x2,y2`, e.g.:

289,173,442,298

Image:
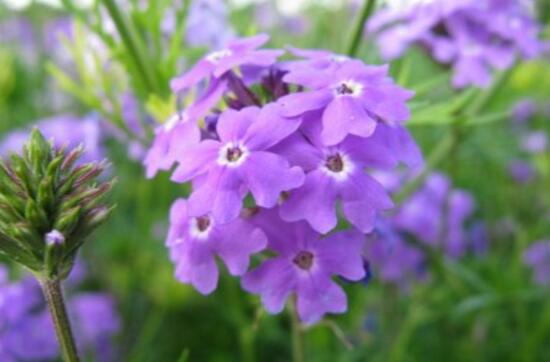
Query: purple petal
278,90,333,117
340,173,393,233
216,220,267,275
171,140,220,183
243,103,302,151
296,274,347,324
170,59,214,92
280,170,338,234
217,107,259,142
242,258,297,314
314,229,366,280
321,96,376,146
241,151,304,208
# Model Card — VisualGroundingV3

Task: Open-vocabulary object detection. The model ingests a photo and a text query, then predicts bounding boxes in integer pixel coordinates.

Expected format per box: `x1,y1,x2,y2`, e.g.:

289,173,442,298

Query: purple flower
242,209,366,324
368,0,542,88
171,105,304,223
523,240,550,286
366,219,425,290
390,172,475,259
170,34,283,118
275,118,420,233
279,59,413,145
166,198,267,294
144,112,201,178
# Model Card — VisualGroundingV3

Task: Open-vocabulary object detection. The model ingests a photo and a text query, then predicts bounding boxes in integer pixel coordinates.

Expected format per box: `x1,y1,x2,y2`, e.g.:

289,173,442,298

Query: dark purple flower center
226,146,243,162
293,251,314,270
325,153,344,172
195,216,211,232
335,83,355,95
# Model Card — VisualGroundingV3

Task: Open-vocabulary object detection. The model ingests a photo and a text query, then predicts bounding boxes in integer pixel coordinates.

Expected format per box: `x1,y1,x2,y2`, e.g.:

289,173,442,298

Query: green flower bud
0,129,115,279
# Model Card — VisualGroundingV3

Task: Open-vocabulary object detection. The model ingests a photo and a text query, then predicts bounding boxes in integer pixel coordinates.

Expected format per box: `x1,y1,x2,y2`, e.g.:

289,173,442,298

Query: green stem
289,302,305,362
345,0,377,56
40,279,80,362
101,0,160,95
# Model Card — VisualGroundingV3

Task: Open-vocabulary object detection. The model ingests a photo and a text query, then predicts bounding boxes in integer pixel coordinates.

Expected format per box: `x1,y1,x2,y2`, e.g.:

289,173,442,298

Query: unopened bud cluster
0,129,115,279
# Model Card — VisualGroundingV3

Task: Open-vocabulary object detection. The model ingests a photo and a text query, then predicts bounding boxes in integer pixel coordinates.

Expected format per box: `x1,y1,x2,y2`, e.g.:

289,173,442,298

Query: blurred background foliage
1,0,550,361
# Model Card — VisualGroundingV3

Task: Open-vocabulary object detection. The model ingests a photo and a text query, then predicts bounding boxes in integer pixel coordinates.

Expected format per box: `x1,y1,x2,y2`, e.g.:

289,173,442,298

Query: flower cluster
0,263,120,361
146,34,422,323
367,0,542,88
366,171,482,290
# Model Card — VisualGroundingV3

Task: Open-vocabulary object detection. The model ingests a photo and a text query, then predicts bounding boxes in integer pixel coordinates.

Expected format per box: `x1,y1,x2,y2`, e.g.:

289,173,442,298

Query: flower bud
0,129,115,279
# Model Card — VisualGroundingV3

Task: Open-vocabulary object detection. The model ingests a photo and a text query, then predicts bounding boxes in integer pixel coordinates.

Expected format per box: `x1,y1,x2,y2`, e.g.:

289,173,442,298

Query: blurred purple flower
0,115,105,163
523,240,550,286
520,131,548,154
0,264,120,361
511,98,537,124
184,0,235,50
368,0,542,88
366,219,425,290
166,198,267,294
242,209,366,325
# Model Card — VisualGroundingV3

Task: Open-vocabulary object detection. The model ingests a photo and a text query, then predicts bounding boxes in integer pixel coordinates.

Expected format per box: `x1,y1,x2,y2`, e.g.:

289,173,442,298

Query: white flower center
321,151,354,181
333,80,363,97
189,215,213,240
217,141,249,167
206,49,232,63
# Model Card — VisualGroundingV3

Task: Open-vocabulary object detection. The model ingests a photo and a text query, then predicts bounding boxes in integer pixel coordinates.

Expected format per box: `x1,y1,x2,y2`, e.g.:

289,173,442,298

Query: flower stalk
346,0,377,56
40,278,81,362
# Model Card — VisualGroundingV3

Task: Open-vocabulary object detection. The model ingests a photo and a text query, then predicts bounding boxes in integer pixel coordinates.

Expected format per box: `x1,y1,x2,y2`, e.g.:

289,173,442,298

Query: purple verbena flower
242,209,366,324
171,105,304,223
166,198,267,294
275,118,422,233
279,59,413,145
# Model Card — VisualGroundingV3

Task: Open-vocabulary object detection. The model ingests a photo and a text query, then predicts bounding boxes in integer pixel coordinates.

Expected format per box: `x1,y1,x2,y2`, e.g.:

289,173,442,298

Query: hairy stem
40,278,80,362
346,0,377,56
